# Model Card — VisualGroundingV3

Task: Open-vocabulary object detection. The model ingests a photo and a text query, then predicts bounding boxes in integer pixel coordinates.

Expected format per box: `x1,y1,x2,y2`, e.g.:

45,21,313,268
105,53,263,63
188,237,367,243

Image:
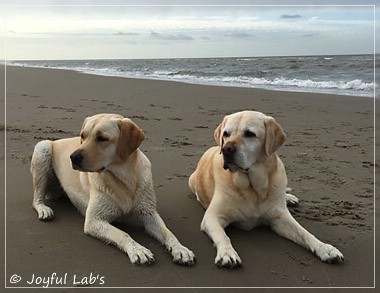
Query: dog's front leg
138,210,195,266
84,201,155,265
269,209,344,263
201,210,242,268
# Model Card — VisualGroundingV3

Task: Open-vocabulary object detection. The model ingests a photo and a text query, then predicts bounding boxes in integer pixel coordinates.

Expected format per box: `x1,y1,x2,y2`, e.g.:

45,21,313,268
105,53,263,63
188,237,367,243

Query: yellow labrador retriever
31,113,195,266
189,110,344,268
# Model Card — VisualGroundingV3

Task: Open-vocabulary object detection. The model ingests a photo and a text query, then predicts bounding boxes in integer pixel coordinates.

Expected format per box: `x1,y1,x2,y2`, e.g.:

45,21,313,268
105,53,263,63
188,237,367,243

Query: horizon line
3,52,377,62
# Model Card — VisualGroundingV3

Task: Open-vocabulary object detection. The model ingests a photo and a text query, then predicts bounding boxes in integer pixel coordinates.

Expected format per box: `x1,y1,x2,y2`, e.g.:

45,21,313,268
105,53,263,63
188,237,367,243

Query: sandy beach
2,65,376,288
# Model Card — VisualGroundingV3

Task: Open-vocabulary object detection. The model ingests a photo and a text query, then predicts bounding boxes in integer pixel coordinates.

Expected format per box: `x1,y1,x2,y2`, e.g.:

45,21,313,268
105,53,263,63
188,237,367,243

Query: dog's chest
234,199,266,229
231,181,272,230
93,172,137,214
110,187,135,214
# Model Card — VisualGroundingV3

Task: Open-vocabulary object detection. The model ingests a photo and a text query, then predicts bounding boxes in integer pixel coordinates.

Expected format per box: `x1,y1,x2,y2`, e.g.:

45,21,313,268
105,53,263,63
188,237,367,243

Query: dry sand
1,65,376,288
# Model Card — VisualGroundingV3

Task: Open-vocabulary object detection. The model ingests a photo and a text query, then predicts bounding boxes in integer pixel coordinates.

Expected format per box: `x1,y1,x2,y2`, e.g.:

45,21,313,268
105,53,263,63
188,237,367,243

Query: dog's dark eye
223,131,230,138
96,136,109,142
80,133,85,140
244,130,256,138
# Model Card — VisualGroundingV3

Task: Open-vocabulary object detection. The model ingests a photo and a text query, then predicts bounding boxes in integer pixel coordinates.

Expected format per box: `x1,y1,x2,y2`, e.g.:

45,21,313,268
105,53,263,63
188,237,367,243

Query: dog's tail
30,140,55,221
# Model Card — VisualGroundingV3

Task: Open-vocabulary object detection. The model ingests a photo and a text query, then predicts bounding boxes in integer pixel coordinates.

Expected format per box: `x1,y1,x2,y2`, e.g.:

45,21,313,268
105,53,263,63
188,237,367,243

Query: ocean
9,54,375,97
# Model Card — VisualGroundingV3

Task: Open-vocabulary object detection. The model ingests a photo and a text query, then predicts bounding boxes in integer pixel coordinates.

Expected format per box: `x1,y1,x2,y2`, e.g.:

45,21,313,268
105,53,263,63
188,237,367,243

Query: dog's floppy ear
264,116,286,156
80,117,89,132
214,118,226,154
80,117,89,144
117,119,145,161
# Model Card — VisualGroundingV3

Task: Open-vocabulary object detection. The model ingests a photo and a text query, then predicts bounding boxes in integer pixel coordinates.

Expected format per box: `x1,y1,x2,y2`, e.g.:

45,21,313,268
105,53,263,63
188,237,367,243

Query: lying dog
189,110,344,268
31,113,195,266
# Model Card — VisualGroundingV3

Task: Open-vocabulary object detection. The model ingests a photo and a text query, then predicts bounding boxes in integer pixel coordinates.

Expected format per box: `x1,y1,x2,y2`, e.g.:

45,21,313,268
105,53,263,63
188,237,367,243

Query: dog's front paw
316,243,344,263
34,204,54,221
215,246,242,268
127,243,155,265
170,245,195,266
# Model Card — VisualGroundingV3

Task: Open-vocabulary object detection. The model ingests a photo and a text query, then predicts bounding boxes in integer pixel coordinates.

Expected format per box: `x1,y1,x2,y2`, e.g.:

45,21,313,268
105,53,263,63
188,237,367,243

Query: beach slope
4,66,375,287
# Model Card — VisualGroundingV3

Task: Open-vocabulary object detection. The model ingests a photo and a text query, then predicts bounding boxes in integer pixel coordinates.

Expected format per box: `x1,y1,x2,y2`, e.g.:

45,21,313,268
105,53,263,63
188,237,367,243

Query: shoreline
5,63,374,99
3,65,375,287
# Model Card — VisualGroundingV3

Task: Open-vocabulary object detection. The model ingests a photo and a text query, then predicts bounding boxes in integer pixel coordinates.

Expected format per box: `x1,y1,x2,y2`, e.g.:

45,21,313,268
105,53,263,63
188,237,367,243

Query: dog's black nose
222,143,236,156
70,151,83,168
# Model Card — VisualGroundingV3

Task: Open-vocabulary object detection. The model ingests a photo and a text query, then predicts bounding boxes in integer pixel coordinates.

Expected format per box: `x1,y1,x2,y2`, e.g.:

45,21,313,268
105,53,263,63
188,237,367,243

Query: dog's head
70,113,145,172
214,111,285,173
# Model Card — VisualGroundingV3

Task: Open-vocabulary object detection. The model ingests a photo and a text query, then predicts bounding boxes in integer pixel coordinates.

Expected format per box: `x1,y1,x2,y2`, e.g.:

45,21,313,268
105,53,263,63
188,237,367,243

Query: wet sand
2,65,376,288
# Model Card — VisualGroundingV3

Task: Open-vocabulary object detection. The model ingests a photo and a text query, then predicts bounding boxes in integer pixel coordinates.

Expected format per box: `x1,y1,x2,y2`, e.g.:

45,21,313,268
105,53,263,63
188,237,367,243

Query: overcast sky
1,0,379,60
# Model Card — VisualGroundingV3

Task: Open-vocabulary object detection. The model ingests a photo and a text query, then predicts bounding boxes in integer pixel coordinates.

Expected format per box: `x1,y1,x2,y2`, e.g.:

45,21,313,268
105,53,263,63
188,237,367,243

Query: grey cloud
281,14,302,19
150,31,193,40
224,32,253,38
200,36,210,40
302,32,321,37
114,32,139,36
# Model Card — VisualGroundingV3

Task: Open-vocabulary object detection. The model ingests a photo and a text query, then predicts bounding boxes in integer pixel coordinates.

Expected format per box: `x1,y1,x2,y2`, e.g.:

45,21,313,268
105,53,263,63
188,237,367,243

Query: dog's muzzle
222,143,249,172
222,143,238,171
222,143,236,157
70,150,83,170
